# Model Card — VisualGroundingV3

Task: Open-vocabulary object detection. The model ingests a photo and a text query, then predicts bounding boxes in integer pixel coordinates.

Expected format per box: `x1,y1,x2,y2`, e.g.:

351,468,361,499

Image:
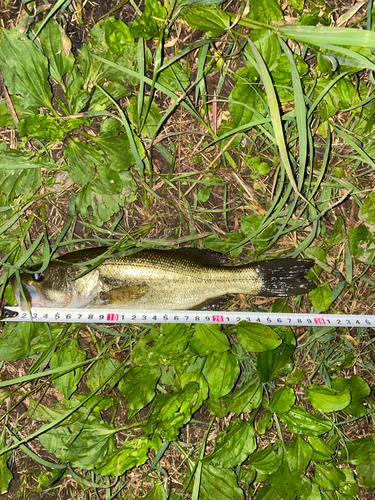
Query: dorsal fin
171,248,230,266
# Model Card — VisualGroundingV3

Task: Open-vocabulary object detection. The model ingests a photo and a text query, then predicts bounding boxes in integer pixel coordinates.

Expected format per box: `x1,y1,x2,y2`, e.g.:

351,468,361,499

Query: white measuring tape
1,306,374,327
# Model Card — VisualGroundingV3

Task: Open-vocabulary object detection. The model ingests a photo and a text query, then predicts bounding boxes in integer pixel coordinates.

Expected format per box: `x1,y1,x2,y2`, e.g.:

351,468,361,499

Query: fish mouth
10,275,45,309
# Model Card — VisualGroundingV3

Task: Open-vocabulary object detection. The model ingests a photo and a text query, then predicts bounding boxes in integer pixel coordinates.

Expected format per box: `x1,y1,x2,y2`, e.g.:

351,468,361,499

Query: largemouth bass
11,247,316,310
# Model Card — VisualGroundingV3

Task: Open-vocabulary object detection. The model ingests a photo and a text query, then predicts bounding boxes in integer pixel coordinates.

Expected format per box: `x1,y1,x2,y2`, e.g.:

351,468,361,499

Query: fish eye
33,273,44,282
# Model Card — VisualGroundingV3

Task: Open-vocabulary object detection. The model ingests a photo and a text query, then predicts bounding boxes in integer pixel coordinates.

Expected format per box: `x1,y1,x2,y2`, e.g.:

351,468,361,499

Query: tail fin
255,258,316,297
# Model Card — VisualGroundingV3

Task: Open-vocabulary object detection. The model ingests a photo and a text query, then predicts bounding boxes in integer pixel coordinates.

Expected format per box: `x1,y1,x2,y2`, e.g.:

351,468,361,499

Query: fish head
11,261,76,309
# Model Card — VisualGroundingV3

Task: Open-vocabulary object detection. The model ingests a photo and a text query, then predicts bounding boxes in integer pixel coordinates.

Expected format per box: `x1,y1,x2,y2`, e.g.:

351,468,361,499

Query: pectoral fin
99,284,149,305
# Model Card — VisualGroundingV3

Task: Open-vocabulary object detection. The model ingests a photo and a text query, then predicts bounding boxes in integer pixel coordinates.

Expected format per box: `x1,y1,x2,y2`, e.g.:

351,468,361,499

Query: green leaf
348,223,375,264
50,339,86,399
204,419,256,468
339,468,359,497
250,29,281,72
145,383,199,440
86,357,121,391
203,350,240,397
202,232,244,257
133,324,193,366
257,412,273,435
39,413,116,469
118,366,161,410
331,375,370,417
105,17,134,53
224,377,262,413
340,436,375,465
308,284,333,311
268,386,295,414
285,435,313,476
229,67,265,128
158,61,190,92
285,368,306,385
358,191,375,224
247,442,282,476
357,458,375,491
65,138,99,186
0,322,45,361
130,0,167,39
314,463,345,492
36,19,75,89
194,324,230,352
279,406,333,436
0,29,52,109
182,4,230,37
237,321,282,353
246,0,282,23
0,149,43,203
256,327,295,382
127,96,162,137
308,436,334,462
18,114,65,142
197,187,211,203
95,434,161,476
89,82,131,111
307,384,351,413
186,463,244,500
180,357,209,409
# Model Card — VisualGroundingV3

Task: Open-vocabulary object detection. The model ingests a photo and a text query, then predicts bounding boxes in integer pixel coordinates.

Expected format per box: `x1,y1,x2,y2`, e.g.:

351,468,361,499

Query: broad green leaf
18,114,65,142
186,463,244,500
133,324,193,366
224,377,262,413
348,223,375,264
331,375,370,417
270,460,312,500
86,357,121,391
36,19,75,89
340,436,375,465
253,485,282,499
338,468,359,497
285,435,313,476
217,120,242,150
180,357,209,409
280,406,332,436
309,284,333,311
0,96,37,129
65,139,100,186
307,384,351,413
268,386,295,414
104,17,134,53
357,458,375,491
308,436,334,462
39,414,116,469
205,395,230,418
203,350,240,397
237,321,282,352
92,118,142,171
76,185,121,226
0,149,43,202
257,412,273,435
229,67,265,127
50,339,86,399
285,368,306,385
197,187,211,203
145,383,200,440
118,366,161,410
314,463,345,491
158,61,190,92
89,82,131,111
256,327,295,382
246,0,282,23
247,442,282,476
95,435,161,476
204,419,256,468
358,191,375,224
194,324,229,352
0,29,52,109
182,4,230,37
0,322,45,361
202,232,244,257
130,0,167,39
127,96,162,138
250,29,281,72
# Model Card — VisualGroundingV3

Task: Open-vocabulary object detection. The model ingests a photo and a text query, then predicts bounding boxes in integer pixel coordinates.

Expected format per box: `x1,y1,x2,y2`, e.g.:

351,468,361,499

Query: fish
11,247,316,310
